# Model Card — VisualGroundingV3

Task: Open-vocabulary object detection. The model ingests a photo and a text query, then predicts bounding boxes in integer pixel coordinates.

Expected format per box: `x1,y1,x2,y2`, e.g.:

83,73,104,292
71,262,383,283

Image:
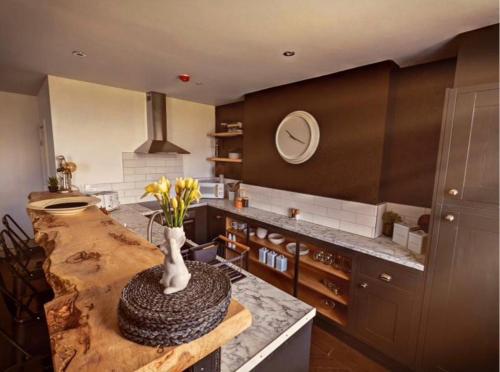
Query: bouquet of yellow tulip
142,176,202,228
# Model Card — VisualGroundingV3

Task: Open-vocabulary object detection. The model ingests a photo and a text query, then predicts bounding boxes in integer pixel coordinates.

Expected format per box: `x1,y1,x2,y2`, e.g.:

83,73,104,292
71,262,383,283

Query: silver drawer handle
379,273,392,282
444,214,455,222
447,188,459,196
359,282,368,289
215,215,223,220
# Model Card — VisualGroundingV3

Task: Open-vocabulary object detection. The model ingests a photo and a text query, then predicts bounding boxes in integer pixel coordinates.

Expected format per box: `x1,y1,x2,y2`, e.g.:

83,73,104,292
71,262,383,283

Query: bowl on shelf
256,227,268,239
268,233,285,245
228,152,241,159
286,242,309,256
248,228,256,237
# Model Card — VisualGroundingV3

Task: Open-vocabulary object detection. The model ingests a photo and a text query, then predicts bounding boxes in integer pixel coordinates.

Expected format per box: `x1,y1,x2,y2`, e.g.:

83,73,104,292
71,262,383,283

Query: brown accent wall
243,62,396,204
380,59,456,207
215,101,244,180
454,24,499,88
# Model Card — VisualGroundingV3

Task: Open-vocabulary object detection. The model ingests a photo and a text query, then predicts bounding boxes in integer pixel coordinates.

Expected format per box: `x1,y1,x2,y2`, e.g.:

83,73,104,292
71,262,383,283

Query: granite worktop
205,199,425,271
116,199,424,271
111,204,316,372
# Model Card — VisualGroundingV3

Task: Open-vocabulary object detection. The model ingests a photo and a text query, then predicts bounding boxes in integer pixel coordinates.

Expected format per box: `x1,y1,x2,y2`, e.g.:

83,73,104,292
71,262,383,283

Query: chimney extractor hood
135,92,190,154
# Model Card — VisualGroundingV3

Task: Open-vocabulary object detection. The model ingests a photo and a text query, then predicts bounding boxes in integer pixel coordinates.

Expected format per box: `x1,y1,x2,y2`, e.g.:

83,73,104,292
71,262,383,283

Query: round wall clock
275,111,320,164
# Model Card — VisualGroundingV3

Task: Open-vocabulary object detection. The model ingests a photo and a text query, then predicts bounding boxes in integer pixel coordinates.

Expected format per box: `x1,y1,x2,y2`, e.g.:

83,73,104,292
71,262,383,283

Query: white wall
48,76,147,186
47,76,215,187
0,91,43,233
166,97,215,178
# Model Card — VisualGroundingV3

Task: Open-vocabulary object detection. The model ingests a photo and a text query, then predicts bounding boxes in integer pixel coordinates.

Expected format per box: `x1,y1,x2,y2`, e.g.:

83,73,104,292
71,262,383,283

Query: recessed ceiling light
195,82,203,86
283,51,295,57
72,50,87,57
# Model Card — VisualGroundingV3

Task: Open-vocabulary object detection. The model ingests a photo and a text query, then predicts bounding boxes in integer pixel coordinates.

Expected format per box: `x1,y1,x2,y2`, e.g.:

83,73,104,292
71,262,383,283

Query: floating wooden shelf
208,131,243,138
207,157,242,163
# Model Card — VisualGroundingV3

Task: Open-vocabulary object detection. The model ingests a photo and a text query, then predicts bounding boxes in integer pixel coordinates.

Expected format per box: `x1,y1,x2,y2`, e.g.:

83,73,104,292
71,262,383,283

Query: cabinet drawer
358,255,422,293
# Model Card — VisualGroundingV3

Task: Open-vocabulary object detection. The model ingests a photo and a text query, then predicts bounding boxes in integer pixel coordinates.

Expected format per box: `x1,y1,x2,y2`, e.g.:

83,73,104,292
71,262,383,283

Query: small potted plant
47,177,59,193
382,211,402,237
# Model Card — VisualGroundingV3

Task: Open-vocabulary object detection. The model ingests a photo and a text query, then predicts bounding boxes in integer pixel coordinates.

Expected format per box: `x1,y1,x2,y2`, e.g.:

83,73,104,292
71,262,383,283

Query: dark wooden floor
310,325,388,372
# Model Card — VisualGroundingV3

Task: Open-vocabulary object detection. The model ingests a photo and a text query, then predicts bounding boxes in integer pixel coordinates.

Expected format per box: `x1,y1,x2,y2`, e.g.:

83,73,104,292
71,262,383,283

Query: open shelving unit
225,217,352,327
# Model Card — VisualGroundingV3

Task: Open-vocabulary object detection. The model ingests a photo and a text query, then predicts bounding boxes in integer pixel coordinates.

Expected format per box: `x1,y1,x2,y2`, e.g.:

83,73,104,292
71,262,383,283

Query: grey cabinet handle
379,273,392,282
215,215,223,220
444,214,455,222
447,188,459,196
359,282,368,289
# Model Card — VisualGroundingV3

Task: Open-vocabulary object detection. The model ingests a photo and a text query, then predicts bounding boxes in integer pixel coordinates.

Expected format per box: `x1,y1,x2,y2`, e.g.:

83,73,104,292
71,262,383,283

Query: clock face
275,111,320,164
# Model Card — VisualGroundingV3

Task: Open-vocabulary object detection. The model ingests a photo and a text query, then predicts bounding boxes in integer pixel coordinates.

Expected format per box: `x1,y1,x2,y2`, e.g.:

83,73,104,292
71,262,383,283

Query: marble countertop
204,199,425,271
111,204,316,372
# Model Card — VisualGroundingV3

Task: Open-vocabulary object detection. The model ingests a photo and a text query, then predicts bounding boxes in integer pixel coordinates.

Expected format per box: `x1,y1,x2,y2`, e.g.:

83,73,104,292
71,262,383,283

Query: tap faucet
147,210,163,243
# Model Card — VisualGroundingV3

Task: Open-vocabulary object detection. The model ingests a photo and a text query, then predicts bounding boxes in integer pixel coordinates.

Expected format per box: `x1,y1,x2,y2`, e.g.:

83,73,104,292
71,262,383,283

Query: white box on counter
392,222,420,247
408,230,428,255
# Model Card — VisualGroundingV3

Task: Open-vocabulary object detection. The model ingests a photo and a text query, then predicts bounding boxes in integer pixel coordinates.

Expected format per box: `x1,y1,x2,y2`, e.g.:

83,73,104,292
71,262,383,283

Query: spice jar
234,197,243,209
242,197,249,207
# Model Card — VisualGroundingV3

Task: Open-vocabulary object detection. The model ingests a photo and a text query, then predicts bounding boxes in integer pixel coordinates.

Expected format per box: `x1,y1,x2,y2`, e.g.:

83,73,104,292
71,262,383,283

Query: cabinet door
439,85,499,205
353,275,419,365
207,207,226,241
420,205,499,371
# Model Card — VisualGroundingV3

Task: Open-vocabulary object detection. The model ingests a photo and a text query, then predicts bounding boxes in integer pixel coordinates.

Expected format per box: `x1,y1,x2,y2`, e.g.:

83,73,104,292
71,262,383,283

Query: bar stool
0,235,53,371
0,230,45,281
2,215,45,261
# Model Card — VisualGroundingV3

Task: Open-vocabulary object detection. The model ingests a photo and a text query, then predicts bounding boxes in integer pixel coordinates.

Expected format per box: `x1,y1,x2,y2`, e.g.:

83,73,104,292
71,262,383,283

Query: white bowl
286,242,309,256
228,152,241,159
268,233,285,245
256,227,268,239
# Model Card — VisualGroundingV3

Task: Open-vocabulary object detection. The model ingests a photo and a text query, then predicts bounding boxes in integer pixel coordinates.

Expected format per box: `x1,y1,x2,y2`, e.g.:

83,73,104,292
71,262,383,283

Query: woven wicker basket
118,261,231,346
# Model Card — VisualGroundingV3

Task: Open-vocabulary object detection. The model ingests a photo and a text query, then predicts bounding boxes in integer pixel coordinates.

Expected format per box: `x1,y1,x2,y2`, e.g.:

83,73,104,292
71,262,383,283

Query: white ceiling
0,0,498,105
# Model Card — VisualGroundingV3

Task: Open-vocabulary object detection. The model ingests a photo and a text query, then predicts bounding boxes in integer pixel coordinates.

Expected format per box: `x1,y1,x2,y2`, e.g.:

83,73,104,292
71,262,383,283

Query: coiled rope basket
118,261,231,346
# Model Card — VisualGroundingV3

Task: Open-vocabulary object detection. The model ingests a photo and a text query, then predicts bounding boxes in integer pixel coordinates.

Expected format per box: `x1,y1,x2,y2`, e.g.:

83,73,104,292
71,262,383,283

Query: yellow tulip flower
170,197,178,210
185,178,193,189
158,176,170,193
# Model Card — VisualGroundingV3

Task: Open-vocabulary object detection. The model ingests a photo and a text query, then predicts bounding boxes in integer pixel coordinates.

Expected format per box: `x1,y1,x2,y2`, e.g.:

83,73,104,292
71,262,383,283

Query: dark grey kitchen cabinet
351,255,423,367
437,84,499,206
207,207,226,241
418,84,499,371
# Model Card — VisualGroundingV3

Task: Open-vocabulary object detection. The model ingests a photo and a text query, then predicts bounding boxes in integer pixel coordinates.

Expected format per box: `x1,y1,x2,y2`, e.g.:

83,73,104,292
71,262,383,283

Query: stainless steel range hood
135,92,190,154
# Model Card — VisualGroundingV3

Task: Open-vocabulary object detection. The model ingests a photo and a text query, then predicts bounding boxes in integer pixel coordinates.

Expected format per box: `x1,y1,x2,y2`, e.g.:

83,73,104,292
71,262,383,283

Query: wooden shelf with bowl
208,131,243,138
207,157,242,163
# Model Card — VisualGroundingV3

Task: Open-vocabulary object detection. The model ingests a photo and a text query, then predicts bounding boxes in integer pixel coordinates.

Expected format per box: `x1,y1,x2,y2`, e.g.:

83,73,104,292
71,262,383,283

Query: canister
266,250,277,268
275,255,288,272
258,247,268,263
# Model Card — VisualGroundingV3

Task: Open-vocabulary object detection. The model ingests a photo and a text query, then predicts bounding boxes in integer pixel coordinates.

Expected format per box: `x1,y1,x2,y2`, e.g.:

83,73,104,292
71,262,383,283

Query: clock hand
286,130,306,145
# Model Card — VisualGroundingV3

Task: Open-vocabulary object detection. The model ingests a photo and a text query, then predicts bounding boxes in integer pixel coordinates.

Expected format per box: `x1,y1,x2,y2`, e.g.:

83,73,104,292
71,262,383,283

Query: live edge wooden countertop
27,192,252,372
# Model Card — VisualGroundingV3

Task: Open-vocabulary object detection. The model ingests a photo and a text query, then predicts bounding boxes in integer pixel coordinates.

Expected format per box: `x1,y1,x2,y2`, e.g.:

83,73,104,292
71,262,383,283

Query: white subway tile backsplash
87,152,184,205
111,182,136,191
341,200,378,216
313,215,340,229
340,221,375,238
241,183,429,239
123,174,146,182
355,214,377,227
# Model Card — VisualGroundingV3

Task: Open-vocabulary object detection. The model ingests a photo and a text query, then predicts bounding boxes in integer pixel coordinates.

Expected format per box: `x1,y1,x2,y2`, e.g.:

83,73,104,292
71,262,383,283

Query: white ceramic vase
158,226,191,294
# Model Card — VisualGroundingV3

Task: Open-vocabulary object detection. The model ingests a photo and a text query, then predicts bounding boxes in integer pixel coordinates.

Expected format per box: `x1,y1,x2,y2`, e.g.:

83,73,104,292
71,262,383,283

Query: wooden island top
28,192,252,372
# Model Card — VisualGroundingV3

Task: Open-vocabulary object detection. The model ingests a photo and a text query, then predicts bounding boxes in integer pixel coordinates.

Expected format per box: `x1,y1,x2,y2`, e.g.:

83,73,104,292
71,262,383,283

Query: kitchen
0,2,498,372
